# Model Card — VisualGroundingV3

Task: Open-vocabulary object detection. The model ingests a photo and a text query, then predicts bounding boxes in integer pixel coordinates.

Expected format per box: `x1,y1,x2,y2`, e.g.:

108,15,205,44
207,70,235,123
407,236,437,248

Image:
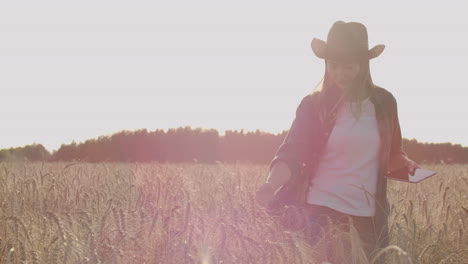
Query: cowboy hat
311,21,385,61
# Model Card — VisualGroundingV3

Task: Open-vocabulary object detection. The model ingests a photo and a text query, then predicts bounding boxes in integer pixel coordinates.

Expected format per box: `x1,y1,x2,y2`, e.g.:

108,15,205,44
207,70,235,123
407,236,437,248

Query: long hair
312,58,375,126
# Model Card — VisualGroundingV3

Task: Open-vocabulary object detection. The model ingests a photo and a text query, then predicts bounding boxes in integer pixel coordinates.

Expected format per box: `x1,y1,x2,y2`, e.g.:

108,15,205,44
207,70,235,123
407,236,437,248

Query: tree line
1,126,467,164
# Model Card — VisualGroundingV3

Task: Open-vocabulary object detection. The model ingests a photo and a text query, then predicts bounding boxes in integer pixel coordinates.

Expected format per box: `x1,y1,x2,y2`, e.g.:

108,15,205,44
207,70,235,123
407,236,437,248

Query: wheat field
0,162,466,263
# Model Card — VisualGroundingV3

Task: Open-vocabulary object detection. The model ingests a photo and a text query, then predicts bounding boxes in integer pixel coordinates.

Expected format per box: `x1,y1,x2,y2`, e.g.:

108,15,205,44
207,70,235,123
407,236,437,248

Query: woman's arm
388,95,420,174
265,160,292,192
256,95,316,206
268,95,316,181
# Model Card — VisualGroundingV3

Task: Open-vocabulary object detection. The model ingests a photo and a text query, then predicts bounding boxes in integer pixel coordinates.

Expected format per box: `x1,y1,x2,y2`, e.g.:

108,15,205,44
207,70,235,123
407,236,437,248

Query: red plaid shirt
269,85,410,248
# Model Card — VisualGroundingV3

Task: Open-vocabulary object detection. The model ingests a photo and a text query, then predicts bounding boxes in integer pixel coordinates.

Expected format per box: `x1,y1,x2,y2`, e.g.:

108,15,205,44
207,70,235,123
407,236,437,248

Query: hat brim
368,44,385,59
311,38,385,60
311,38,327,59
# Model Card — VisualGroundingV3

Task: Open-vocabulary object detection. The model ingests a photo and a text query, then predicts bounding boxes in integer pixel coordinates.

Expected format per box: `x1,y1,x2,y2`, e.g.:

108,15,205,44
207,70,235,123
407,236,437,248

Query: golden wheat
0,162,466,263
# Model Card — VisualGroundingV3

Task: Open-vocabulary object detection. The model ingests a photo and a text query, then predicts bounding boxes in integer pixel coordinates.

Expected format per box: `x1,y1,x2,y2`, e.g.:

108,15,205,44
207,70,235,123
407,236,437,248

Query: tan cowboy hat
311,21,385,61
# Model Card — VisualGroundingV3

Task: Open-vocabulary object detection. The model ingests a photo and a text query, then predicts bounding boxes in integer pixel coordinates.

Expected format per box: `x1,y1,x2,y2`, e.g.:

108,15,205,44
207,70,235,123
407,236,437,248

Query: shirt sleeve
387,94,410,173
269,95,317,179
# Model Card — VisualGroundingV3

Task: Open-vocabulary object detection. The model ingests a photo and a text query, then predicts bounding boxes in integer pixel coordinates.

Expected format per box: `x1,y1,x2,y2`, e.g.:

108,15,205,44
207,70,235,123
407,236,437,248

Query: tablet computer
384,167,437,183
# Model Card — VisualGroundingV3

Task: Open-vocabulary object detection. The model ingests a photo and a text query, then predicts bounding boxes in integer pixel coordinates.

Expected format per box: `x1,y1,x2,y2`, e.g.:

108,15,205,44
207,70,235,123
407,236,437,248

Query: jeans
303,204,378,263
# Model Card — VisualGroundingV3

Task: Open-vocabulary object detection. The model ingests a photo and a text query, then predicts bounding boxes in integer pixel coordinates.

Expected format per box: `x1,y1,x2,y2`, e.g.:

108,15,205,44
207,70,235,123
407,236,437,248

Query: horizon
4,125,466,153
1,1,467,152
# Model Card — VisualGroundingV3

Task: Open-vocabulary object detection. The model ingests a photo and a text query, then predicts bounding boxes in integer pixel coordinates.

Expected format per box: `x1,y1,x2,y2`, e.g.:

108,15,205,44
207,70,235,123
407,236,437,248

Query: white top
306,96,380,216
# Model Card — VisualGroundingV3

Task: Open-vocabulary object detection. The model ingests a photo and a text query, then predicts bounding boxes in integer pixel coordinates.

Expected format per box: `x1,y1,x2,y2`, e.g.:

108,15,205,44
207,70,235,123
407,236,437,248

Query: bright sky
1,0,467,152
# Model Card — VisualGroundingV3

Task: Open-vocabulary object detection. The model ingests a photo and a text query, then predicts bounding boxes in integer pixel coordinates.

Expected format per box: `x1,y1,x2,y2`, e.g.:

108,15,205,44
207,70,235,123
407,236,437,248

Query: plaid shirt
269,85,410,248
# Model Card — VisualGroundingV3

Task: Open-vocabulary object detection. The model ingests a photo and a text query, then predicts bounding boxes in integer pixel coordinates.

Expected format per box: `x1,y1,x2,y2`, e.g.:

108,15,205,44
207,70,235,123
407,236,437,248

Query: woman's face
326,59,361,90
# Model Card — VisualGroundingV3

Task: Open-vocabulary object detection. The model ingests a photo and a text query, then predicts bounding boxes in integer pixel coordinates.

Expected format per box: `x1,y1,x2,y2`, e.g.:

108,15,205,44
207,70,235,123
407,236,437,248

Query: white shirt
307,96,380,216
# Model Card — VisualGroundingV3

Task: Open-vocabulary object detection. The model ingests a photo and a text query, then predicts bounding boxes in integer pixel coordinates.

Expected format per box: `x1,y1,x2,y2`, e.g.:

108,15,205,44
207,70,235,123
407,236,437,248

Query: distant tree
24,144,51,161
40,126,468,164
52,142,79,161
0,144,51,162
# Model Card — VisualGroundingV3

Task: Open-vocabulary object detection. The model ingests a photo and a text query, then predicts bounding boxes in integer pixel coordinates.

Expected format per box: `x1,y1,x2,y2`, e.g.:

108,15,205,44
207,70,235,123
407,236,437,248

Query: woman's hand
406,159,420,176
255,182,277,208
255,162,291,207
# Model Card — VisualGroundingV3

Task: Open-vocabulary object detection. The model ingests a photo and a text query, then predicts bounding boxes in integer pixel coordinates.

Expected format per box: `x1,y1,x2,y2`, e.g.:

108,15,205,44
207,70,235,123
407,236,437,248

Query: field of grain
0,162,466,263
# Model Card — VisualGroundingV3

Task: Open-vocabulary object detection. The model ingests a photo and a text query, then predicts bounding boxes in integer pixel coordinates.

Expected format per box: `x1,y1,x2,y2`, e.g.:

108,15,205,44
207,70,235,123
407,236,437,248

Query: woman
256,21,419,261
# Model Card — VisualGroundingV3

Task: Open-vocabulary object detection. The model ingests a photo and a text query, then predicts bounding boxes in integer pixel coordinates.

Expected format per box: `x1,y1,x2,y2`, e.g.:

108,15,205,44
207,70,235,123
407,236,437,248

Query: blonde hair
312,59,375,126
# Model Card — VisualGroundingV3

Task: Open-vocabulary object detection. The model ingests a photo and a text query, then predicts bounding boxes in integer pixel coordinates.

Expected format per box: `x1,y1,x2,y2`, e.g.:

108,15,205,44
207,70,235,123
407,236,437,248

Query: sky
1,0,467,152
